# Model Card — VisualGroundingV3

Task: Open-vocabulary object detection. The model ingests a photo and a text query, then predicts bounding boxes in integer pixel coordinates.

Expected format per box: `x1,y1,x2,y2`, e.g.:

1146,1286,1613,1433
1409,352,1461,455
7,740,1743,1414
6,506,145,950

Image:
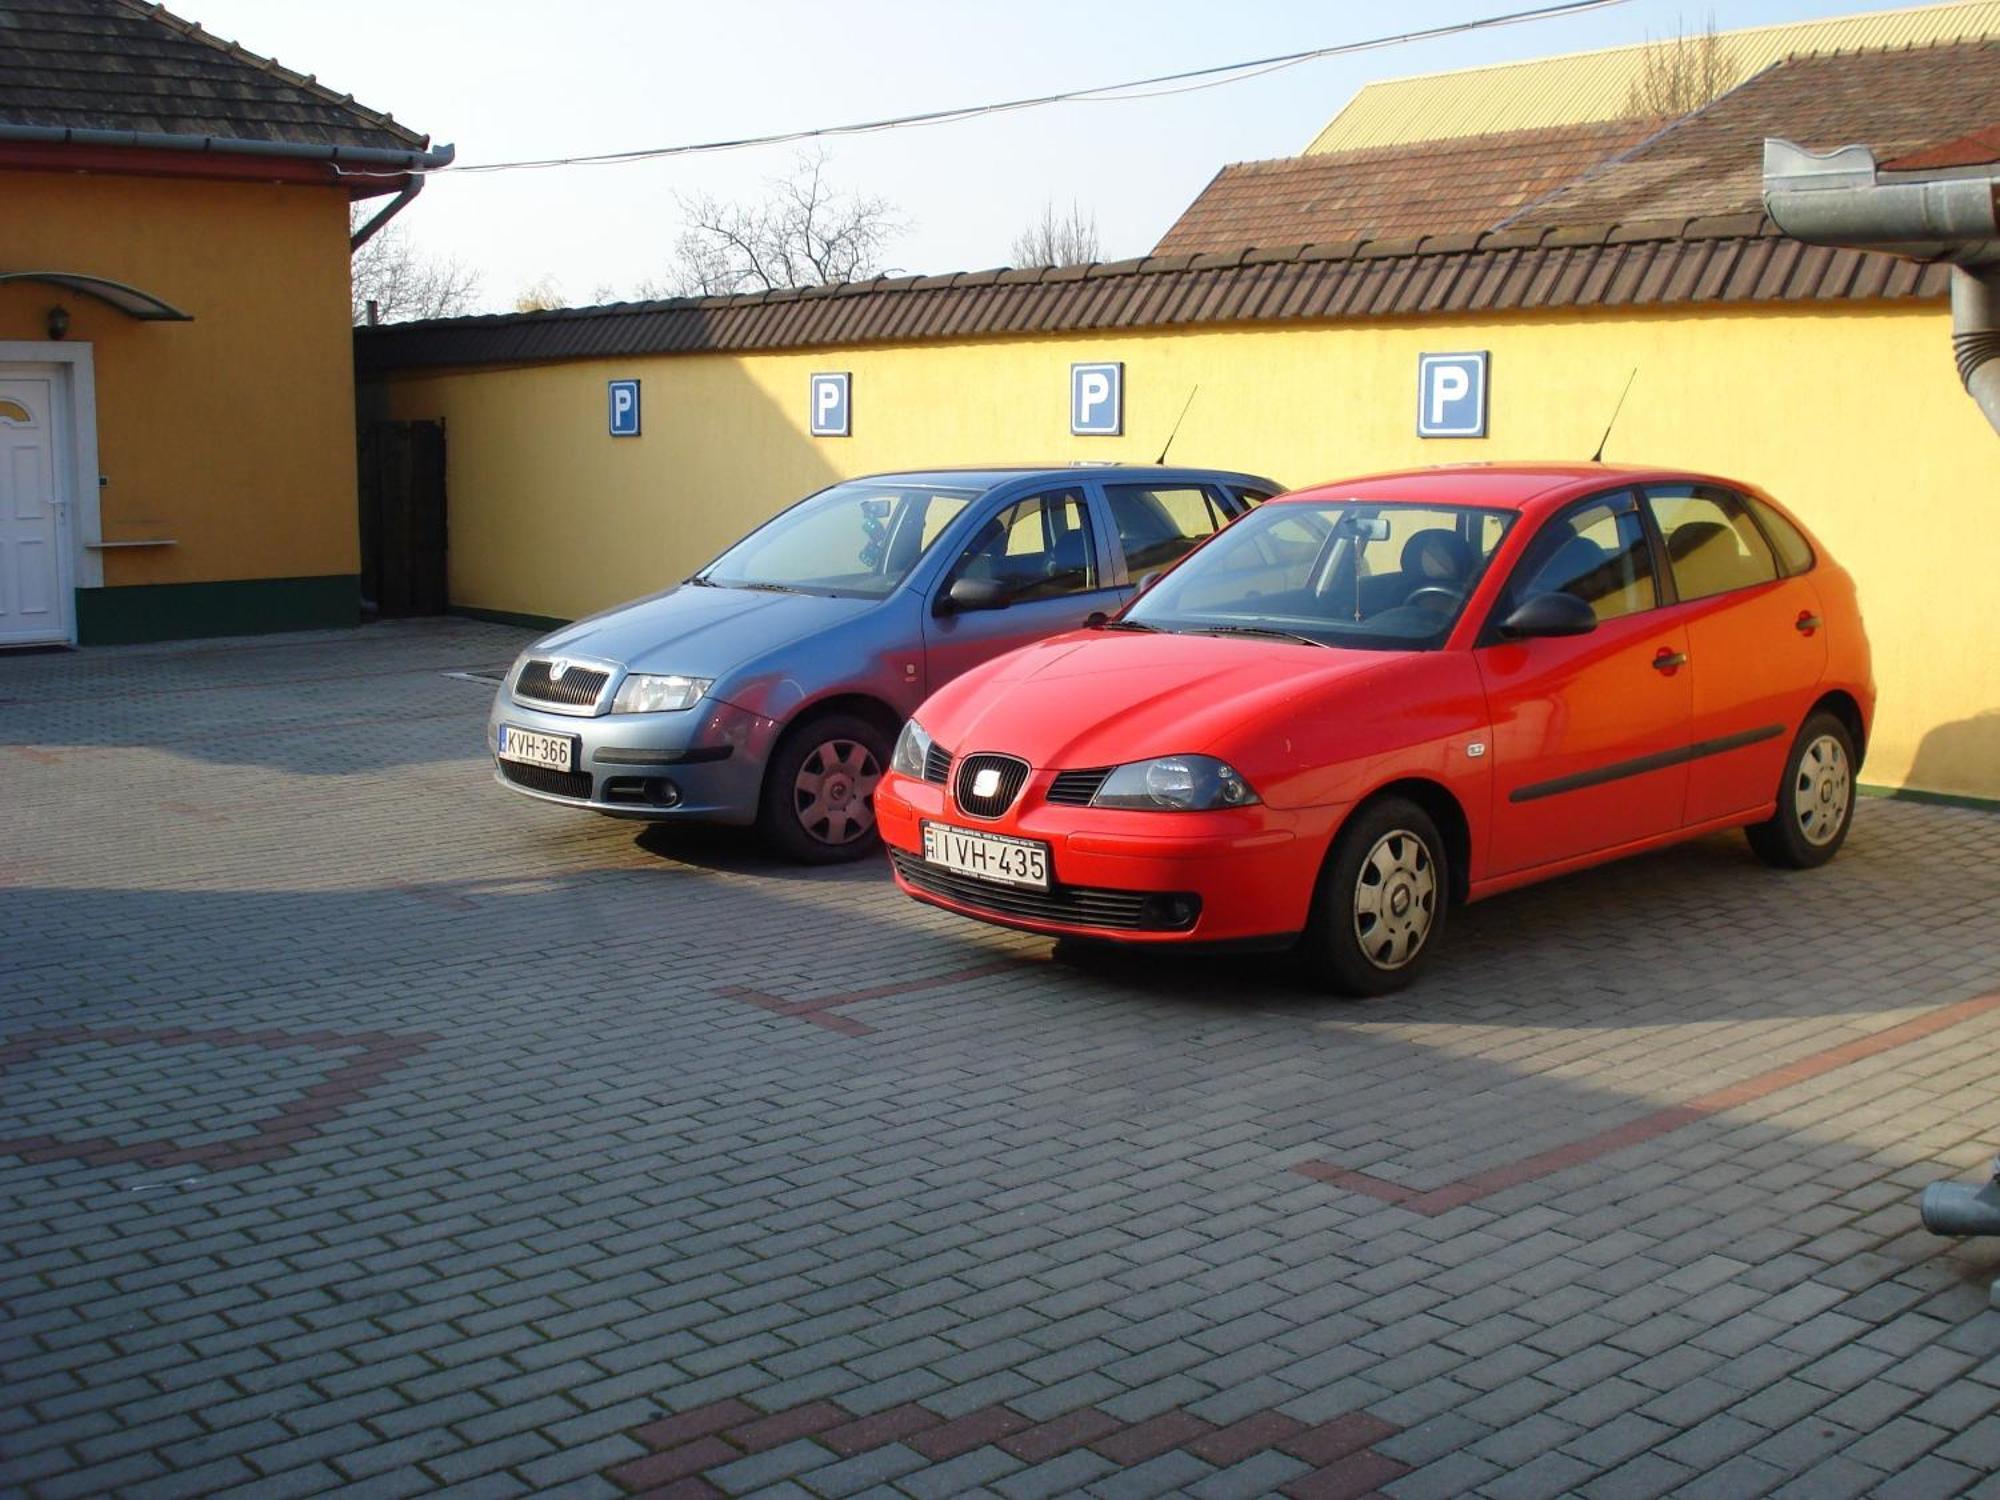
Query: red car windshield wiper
1193,625,1329,648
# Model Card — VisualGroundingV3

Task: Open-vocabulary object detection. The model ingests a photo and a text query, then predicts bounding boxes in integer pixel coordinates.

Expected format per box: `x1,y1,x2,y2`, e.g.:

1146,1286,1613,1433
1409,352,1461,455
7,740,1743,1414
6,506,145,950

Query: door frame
0,341,101,646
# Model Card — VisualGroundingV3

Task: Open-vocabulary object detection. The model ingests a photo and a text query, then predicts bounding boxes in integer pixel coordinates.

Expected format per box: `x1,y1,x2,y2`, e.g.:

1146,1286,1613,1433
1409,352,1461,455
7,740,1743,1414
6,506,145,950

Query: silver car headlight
612,673,712,714
891,718,934,778
1091,755,1259,811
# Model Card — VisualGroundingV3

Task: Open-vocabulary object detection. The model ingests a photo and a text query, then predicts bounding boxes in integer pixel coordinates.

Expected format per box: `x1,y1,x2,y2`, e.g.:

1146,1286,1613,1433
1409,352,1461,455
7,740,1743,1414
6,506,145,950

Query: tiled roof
356,218,1947,375
1306,1,2000,151
0,0,430,151
1883,122,2000,169
1508,40,2000,226
1154,121,1657,255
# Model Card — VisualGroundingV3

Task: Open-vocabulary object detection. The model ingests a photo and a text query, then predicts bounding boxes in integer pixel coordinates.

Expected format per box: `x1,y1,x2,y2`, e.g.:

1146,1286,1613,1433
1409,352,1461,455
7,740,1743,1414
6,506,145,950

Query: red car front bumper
878,770,1337,945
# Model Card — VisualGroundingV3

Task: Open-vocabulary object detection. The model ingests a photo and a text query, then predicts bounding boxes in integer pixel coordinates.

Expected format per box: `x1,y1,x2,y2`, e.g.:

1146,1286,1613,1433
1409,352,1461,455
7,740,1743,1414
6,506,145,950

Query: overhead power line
391,0,1628,178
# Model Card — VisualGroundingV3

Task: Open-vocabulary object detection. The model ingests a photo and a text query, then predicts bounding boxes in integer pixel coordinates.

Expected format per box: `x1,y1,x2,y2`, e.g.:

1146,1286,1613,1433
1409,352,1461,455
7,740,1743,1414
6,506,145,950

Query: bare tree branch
513,275,565,313
646,149,907,298
1011,200,1100,268
349,207,481,324
1625,15,1731,119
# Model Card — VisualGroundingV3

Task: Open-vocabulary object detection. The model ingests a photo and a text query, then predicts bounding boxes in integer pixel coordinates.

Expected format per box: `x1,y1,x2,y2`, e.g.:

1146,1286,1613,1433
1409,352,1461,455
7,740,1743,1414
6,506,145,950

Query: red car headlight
1092,755,1259,811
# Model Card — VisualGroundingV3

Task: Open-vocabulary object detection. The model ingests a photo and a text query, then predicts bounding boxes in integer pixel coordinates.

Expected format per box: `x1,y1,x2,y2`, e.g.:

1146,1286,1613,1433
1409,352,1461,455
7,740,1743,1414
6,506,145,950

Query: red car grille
890,851,1197,932
953,753,1030,819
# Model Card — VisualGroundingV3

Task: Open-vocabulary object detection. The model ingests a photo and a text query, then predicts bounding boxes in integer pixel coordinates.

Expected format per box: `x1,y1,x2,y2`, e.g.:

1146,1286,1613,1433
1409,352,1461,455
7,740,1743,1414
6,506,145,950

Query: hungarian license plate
922,822,1050,890
497,725,577,772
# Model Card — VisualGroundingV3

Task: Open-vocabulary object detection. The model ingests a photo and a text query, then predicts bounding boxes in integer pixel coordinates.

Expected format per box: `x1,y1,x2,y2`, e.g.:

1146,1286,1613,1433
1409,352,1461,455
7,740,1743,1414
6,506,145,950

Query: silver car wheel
1352,829,1438,971
1794,733,1851,848
793,737,882,846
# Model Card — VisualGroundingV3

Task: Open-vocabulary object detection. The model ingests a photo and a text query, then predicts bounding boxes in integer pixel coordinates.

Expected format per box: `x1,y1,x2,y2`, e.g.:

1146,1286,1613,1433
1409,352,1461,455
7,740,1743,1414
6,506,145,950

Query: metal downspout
1763,139,2000,437
1954,263,2000,435
351,174,425,252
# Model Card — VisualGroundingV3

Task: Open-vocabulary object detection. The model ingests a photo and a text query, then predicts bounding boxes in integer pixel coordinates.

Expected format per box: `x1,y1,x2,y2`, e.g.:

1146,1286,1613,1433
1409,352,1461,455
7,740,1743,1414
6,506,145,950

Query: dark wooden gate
358,420,447,617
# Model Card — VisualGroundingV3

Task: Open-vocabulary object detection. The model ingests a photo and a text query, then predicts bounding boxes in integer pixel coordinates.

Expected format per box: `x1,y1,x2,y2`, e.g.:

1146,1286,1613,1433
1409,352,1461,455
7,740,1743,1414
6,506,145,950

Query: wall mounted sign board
1071,362,1123,436
810,372,851,437
608,379,641,437
1417,352,1488,438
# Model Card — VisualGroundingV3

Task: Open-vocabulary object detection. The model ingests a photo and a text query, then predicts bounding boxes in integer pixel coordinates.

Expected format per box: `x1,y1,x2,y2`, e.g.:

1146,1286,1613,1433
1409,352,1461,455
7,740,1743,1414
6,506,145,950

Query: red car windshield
1123,500,1515,650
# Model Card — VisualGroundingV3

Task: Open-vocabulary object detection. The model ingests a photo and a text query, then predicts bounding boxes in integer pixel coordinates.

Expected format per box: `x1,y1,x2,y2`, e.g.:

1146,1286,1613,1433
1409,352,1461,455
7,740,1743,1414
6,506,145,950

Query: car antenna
1590,368,1637,463
1154,385,1200,465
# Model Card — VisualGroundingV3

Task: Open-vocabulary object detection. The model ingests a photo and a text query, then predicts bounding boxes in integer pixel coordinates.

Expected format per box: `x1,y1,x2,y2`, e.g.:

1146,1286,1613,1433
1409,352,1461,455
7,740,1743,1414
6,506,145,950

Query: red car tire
1303,795,1449,997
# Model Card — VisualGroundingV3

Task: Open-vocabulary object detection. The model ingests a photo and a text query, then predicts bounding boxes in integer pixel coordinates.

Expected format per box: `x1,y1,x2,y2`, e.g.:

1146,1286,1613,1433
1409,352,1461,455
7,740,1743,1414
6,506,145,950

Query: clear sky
182,0,1922,311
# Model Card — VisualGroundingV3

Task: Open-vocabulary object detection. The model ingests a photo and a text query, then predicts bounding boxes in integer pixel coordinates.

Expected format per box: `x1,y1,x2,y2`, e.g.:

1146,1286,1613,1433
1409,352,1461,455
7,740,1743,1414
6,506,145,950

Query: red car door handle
1652,648,1688,672
1796,611,1823,634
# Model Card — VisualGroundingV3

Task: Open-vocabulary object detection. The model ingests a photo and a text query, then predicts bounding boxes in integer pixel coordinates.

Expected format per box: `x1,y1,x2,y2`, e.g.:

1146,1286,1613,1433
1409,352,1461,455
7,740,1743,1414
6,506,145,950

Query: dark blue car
488,465,1280,860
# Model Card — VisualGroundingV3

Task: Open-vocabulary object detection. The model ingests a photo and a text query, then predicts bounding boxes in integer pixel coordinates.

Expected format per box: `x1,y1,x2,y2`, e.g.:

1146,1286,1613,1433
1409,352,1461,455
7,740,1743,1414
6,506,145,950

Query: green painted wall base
449,604,569,632
75,575,360,646
1859,783,2000,814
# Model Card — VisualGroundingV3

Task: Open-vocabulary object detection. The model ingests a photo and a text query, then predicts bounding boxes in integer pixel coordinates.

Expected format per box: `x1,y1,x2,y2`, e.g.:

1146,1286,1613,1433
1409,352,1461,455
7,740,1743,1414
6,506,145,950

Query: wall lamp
46,304,70,340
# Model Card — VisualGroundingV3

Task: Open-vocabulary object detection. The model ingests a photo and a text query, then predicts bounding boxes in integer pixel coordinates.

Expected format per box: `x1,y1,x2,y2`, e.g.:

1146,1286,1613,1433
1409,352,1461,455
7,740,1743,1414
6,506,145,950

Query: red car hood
923,631,1406,768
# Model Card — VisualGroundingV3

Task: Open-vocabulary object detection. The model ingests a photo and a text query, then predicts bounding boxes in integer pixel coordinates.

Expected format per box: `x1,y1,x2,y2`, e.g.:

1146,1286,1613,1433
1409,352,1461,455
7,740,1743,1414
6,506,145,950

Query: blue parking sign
608,379,641,437
1070,362,1123,436
810,372,851,437
1417,353,1488,438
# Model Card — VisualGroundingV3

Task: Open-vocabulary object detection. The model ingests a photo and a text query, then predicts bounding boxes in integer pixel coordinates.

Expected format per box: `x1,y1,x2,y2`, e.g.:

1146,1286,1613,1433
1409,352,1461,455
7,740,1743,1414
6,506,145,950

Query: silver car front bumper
486,691,779,823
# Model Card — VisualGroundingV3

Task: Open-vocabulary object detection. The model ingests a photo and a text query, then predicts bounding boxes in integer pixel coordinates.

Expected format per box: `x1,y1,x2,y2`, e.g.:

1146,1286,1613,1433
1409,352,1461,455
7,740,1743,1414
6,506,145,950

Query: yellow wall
0,171,359,587
372,302,2000,800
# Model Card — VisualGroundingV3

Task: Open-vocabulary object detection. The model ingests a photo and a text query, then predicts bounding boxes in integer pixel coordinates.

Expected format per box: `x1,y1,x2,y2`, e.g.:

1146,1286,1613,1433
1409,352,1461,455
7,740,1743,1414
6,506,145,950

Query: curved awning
0,272,191,321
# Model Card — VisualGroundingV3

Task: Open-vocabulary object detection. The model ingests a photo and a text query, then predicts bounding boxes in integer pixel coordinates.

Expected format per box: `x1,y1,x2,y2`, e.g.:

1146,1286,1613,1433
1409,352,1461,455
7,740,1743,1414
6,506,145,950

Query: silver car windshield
1124,500,1515,650
700,481,981,598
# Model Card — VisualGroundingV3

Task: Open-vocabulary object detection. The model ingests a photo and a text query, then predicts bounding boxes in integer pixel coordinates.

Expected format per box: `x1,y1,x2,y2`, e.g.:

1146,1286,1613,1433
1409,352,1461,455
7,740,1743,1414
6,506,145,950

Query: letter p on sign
608,379,641,437
1071,362,1123,436
809,372,850,437
1417,352,1489,438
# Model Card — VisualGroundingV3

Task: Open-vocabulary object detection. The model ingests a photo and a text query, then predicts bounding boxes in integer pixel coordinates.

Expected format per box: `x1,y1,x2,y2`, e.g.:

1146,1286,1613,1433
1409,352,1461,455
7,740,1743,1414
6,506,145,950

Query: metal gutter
0,122,455,171
1764,138,2000,435
350,175,425,252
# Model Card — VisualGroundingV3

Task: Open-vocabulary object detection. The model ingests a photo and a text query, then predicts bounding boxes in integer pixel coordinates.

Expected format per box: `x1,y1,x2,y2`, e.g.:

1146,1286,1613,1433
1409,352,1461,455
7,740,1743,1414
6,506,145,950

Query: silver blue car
488,465,1280,861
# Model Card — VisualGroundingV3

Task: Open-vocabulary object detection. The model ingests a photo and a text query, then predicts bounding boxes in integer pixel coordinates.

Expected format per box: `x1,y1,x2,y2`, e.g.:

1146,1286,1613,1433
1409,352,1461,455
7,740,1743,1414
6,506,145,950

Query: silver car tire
758,712,890,865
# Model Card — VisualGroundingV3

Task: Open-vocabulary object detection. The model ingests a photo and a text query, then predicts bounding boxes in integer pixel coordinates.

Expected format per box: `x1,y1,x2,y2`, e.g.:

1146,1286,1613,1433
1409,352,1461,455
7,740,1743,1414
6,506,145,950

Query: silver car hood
533,584,878,679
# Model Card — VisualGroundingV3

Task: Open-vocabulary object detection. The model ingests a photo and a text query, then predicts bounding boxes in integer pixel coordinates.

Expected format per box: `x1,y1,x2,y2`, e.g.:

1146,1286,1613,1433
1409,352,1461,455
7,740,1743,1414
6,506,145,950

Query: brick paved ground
3,617,1998,1500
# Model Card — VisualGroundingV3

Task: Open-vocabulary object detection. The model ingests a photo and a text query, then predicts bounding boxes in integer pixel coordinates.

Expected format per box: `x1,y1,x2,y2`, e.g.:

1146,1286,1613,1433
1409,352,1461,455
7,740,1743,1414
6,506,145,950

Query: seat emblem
549,658,570,681
972,767,1002,800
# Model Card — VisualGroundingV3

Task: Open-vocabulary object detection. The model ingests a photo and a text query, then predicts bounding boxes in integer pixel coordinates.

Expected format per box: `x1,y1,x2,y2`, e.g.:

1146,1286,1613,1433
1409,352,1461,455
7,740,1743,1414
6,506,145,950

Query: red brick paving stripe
629,1399,760,1450
1090,1410,1216,1464
1187,1410,1307,1466
627,1481,724,1500
611,1396,1407,1490
907,1404,1033,1461
0,1024,436,1172
607,1436,739,1490
998,1406,1123,1462
1281,1449,1414,1499
1278,1412,1401,1466
818,1403,942,1457
715,959,1027,1038
724,1400,849,1453
1296,987,2000,1216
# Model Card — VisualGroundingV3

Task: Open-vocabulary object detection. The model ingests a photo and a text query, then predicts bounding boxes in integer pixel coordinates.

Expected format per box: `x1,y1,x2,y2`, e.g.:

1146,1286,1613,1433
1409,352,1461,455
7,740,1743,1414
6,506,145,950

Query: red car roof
1278,463,1719,514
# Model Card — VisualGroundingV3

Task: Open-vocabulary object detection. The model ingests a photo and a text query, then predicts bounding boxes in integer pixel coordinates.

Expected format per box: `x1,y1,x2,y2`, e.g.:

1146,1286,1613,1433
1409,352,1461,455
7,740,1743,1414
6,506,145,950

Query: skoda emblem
548,658,571,681
972,767,1002,800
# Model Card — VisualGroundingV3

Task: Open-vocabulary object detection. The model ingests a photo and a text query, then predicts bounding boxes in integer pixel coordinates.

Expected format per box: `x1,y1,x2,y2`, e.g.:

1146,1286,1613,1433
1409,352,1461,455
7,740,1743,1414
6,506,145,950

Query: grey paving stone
6,628,1999,1500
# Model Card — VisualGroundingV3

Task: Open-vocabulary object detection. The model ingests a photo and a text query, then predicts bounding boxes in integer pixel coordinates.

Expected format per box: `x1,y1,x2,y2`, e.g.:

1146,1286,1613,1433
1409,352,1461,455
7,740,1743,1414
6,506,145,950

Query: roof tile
0,0,429,150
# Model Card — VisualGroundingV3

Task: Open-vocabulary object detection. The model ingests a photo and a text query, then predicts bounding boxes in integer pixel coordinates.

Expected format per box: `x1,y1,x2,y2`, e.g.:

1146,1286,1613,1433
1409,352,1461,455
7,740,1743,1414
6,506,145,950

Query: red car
878,464,1873,994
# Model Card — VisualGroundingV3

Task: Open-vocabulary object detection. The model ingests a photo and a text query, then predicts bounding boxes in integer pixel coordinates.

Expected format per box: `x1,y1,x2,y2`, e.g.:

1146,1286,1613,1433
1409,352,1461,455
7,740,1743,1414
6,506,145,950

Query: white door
0,375,70,646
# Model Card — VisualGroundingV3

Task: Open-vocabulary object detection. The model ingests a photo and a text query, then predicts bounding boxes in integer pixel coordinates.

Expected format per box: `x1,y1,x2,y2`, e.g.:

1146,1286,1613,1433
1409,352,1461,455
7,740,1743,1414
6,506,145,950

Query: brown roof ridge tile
107,0,431,147
1685,211,1771,240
